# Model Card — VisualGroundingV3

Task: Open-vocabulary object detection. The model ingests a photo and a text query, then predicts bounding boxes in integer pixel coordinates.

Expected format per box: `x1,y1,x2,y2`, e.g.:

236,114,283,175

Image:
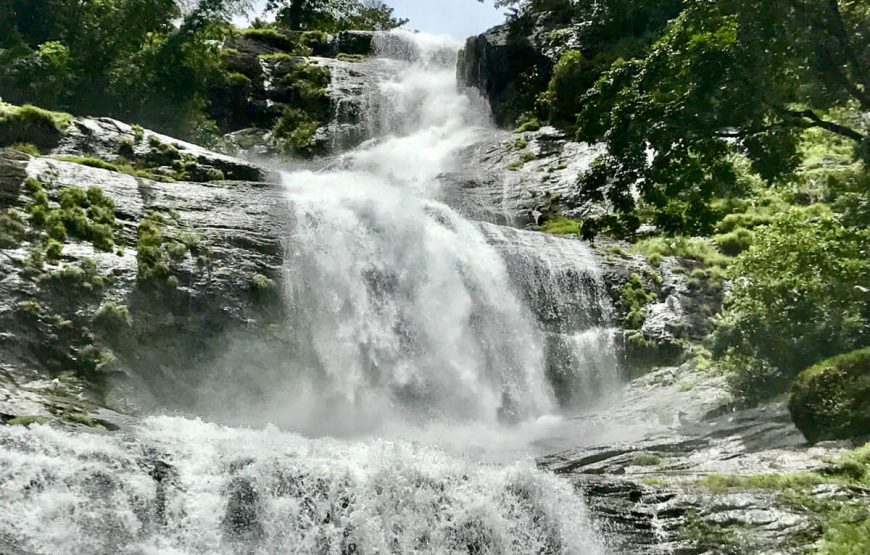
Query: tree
711,209,870,402
265,0,407,32
0,0,253,140
575,0,869,236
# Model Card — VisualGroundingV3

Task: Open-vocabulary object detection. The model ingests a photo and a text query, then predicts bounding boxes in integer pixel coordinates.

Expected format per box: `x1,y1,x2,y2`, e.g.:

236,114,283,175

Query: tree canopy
573,0,869,235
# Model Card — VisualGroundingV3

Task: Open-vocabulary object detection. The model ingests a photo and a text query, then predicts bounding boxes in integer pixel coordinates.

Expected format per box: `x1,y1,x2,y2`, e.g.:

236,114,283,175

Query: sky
238,1,506,39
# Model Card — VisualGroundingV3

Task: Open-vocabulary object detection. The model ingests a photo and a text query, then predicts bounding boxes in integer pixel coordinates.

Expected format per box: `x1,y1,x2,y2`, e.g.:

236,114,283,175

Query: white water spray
0,31,615,554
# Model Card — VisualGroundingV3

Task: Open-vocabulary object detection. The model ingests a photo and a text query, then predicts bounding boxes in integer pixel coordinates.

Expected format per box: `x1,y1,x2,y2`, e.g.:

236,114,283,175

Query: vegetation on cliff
0,0,405,149
488,0,868,415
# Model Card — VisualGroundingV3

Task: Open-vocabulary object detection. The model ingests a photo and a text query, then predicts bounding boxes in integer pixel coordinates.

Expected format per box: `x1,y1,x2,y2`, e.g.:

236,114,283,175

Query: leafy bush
789,348,870,444
239,27,301,51
26,180,118,252
514,113,542,133
712,210,870,402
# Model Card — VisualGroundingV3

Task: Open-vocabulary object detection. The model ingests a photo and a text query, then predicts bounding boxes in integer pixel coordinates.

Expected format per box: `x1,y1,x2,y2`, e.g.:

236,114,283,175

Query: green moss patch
27,179,120,253
619,273,656,330
53,155,170,182
5,415,49,426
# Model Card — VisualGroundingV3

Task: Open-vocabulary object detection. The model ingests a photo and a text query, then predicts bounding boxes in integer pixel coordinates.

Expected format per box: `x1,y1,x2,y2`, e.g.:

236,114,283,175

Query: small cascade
480,223,621,407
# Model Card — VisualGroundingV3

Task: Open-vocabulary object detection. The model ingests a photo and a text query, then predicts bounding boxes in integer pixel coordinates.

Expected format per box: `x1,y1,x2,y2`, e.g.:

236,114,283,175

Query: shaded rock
789,348,870,444
223,477,263,542
457,22,552,127
336,31,375,56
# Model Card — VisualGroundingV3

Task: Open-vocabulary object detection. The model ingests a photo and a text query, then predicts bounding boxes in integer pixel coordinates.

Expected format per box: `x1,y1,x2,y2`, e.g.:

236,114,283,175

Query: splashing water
0,31,616,554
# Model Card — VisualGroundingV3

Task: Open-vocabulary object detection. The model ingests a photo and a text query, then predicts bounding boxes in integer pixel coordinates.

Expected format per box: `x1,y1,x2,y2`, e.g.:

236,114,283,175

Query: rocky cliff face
0,116,289,426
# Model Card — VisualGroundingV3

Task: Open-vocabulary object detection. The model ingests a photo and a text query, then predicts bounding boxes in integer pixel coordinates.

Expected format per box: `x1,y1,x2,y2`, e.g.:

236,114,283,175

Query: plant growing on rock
619,273,656,330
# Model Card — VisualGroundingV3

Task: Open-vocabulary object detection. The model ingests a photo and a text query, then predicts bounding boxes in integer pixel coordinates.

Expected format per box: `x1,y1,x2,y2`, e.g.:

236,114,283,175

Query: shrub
544,50,596,127
44,239,63,262
712,210,870,402
136,213,170,283
94,301,131,329
239,27,300,51
789,348,870,444
713,227,753,256
620,273,656,330
27,181,118,251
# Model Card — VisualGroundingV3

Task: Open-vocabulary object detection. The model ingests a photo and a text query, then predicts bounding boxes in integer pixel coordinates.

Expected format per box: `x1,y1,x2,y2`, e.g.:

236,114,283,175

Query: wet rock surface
441,126,605,227
0,133,289,419
538,365,863,554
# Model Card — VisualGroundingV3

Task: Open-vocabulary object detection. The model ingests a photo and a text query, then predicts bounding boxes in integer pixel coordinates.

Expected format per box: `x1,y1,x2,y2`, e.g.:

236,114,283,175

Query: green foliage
238,27,300,51
712,211,870,403
0,1,253,143
507,150,537,171
0,102,72,149
136,213,170,283
631,236,731,271
273,108,321,153
5,415,48,426
514,113,542,133
631,452,663,466
266,0,407,32
539,216,580,236
619,273,656,330
55,257,105,291
789,348,870,444
575,0,869,235
10,142,40,156
26,180,119,253
336,53,365,63
541,50,597,128
136,211,199,285
53,155,168,181
94,301,132,329
44,239,63,262
0,207,27,248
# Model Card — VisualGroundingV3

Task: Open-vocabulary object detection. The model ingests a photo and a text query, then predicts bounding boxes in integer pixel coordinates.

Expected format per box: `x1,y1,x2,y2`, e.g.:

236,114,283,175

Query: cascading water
0,31,616,554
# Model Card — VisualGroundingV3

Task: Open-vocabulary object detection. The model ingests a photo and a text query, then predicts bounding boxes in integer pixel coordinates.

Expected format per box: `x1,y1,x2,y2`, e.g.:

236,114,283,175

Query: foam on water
0,31,617,554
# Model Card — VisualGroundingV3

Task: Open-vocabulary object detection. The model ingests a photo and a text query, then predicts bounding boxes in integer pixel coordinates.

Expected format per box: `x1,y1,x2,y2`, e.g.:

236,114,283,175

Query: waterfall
0,31,616,554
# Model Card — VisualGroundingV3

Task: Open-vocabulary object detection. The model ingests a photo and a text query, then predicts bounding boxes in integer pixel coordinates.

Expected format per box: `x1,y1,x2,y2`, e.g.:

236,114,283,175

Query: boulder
789,348,870,444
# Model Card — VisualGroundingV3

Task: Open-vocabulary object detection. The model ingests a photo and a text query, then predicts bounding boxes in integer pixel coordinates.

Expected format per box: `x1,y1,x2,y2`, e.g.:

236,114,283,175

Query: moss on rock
0,102,71,151
789,348,870,444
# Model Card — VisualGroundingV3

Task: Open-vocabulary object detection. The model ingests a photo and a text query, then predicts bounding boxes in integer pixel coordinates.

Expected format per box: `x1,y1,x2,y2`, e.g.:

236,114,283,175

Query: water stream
0,31,617,554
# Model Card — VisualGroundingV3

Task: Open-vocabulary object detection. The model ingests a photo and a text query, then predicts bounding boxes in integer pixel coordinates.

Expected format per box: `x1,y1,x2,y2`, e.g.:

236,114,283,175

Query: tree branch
779,107,866,142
